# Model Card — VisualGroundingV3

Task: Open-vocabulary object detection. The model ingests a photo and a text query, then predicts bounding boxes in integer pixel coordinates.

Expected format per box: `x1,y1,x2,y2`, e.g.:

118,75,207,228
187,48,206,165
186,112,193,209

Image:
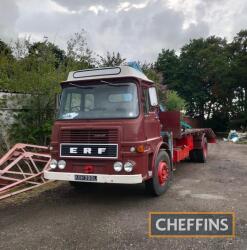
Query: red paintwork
50,77,161,181
83,165,94,173
172,135,193,162
158,162,168,185
159,111,181,138
208,138,216,143
173,146,190,162
50,76,216,181
175,135,194,150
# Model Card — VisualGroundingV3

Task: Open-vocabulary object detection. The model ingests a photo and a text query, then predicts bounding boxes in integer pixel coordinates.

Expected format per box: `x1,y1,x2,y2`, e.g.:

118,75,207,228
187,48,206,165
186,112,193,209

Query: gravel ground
0,140,247,250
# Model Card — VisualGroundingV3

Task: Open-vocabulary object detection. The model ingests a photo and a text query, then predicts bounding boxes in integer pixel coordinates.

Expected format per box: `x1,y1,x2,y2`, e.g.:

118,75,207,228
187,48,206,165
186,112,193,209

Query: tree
229,30,247,128
28,41,65,68
142,63,162,83
180,37,232,119
98,52,126,67
141,63,168,105
12,37,31,59
0,40,15,90
0,40,13,58
9,95,54,145
6,41,64,93
2,39,64,145
155,49,179,85
66,29,94,70
155,36,239,131
165,90,186,111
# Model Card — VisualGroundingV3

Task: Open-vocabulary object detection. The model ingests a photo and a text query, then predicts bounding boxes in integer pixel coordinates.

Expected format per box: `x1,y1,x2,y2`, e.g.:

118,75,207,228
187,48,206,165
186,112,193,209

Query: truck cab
44,66,173,195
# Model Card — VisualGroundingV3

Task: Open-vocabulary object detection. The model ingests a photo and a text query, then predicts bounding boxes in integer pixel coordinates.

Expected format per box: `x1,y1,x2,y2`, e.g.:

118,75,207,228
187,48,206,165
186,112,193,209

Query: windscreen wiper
67,81,129,88
100,80,129,87
68,83,94,89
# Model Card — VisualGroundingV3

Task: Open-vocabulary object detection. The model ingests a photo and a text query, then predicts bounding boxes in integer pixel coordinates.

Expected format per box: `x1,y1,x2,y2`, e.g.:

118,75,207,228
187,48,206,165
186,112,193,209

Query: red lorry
44,66,216,196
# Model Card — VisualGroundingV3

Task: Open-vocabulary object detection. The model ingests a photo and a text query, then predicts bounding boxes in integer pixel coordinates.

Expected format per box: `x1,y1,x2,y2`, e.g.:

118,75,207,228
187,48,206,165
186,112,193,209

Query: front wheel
145,150,173,196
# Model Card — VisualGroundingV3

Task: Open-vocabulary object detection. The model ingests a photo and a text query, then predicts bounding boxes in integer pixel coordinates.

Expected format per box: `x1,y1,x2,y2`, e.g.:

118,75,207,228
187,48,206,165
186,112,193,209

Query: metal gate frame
0,143,51,200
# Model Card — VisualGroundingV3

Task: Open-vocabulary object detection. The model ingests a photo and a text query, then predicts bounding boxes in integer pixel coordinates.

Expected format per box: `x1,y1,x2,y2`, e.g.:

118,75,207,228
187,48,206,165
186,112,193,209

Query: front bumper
44,170,143,184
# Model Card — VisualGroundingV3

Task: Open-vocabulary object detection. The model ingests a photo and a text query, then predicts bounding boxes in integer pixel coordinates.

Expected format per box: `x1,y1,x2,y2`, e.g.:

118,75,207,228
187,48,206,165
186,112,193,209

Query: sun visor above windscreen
67,66,153,83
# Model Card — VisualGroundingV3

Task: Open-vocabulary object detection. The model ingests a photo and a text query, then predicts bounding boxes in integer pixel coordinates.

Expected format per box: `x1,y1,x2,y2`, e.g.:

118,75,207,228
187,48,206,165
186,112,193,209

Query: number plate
74,175,97,182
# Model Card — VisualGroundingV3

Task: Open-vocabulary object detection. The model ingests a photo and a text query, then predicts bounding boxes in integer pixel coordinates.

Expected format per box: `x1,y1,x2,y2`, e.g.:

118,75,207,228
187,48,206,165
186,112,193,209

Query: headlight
130,147,136,152
113,161,123,172
124,161,135,172
50,159,57,169
58,160,66,169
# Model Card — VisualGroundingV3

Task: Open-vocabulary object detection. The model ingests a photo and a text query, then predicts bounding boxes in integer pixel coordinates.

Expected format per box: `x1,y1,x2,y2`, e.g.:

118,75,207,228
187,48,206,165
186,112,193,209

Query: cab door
143,86,161,140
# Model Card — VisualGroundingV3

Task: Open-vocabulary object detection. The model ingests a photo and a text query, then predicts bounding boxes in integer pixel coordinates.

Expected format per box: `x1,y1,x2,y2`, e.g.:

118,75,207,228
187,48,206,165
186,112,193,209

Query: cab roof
66,66,153,83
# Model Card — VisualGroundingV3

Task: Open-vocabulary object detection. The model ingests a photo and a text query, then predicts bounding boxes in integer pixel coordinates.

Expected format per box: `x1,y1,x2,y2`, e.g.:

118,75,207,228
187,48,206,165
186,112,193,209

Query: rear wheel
190,137,208,163
145,150,172,196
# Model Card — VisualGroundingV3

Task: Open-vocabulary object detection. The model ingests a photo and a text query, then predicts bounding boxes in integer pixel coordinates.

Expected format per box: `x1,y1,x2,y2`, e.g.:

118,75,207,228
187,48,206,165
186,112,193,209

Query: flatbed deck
181,128,216,143
159,111,216,163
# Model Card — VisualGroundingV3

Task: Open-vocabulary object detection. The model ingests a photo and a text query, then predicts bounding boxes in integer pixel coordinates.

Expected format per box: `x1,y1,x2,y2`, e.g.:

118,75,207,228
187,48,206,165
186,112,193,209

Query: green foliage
156,33,247,131
8,96,54,145
141,63,167,105
98,52,126,67
66,29,94,70
67,30,92,62
0,30,129,146
0,40,13,59
142,63,162,83
156,49,179,85
165,90,186,111
229,30,247,121
141,63,186,111
28,41,66,68
0,31,95,146
0,40,15,90
1,27,247,150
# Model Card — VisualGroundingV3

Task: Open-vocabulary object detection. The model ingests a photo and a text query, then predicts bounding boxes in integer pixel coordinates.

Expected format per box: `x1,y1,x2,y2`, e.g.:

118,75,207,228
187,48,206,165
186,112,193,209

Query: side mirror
149,87,158,106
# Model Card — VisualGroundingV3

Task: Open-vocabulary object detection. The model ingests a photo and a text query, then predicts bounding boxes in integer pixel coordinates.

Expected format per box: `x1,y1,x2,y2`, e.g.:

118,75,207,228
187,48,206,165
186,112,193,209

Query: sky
0,0,247,62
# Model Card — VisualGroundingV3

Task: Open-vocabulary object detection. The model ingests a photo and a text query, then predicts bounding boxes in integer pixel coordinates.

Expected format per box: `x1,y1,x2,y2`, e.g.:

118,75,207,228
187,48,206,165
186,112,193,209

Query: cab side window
143,88,151,114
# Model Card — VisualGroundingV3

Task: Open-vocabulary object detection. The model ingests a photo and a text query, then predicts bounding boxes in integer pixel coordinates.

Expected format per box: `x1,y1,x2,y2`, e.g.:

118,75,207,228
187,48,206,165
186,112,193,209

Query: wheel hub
158,162,168,185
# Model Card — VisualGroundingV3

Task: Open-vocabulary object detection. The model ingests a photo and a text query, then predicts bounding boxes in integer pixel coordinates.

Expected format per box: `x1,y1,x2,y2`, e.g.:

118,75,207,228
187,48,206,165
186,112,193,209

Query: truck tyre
145,150,172,196
190,137,208,163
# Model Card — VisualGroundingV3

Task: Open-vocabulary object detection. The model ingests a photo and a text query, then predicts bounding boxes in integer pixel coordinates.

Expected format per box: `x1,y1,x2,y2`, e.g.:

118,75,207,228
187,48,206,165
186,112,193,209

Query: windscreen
58,82,139,119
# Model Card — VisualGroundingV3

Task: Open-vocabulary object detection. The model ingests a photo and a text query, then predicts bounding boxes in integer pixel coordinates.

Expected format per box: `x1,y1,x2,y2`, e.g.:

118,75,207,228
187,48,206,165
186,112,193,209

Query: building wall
0,92,28,146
